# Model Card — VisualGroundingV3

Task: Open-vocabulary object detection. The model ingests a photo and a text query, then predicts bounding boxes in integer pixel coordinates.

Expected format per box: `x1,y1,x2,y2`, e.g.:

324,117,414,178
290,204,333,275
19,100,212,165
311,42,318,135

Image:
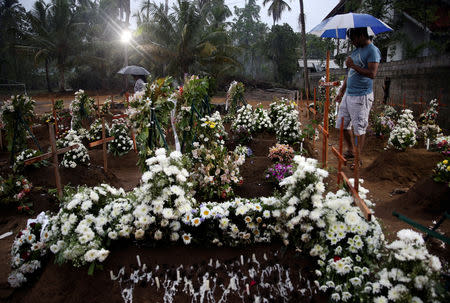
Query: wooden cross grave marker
88,117,114,173
24,123,79,198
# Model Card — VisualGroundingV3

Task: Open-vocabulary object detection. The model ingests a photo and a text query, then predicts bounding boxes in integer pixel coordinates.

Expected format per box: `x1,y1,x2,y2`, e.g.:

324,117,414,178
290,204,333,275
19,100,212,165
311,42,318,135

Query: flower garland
69,90,95,131
8,212,49,287
13,149,48,172
232,104,256,133
253,104,272,132
0,94,35,153
433,159,449,185
108,118,133,156
57,130,90,168
225,81,245,115
387,109,417,151
0,175,33,211
86,118,110,142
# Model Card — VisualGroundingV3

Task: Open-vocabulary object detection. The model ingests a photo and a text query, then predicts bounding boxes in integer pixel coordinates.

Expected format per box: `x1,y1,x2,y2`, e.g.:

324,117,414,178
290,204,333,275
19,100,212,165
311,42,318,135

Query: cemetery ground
0,89,448,302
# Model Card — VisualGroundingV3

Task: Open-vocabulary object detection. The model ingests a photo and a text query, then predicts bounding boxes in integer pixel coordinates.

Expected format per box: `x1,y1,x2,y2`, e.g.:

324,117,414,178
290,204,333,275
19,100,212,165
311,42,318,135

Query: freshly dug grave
7,244,327,303
364,148,443,186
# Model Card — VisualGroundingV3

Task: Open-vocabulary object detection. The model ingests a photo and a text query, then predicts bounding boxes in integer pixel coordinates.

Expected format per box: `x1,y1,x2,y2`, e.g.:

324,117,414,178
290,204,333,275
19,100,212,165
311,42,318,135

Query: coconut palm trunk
45,58,52,92
299,0,309,97
57,63,65,92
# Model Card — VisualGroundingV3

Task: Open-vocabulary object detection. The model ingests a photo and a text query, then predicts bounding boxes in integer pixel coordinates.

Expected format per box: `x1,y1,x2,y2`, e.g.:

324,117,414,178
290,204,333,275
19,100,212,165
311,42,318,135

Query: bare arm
335,77,347,103
346,57,379,79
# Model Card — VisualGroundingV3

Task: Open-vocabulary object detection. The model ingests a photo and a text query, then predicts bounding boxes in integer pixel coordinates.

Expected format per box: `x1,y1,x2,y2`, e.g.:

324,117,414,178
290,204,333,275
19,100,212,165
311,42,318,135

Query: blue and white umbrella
309,12,393,39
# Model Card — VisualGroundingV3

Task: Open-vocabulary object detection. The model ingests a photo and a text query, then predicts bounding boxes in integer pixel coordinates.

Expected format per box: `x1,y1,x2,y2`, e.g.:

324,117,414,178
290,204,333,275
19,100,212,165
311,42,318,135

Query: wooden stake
51,97,59,138
88,118,114,173
354,135,359,193
338,116,344,184
340,171,372,221
49,124,63,198
323,51,330,168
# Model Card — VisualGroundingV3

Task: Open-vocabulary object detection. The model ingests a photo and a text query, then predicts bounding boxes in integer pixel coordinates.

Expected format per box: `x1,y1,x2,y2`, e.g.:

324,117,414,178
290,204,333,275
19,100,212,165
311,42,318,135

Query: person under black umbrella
132,74,146,93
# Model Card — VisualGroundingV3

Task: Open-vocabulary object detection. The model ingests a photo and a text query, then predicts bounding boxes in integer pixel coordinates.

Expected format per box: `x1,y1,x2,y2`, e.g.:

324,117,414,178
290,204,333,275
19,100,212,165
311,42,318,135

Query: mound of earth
364,149,443,186
5,244,326,303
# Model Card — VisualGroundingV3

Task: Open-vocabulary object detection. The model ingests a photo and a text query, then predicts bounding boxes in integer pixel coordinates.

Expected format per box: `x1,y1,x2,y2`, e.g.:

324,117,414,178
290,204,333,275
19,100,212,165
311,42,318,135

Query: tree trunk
45,58,52,93
299,0,309,97
57,64,65,92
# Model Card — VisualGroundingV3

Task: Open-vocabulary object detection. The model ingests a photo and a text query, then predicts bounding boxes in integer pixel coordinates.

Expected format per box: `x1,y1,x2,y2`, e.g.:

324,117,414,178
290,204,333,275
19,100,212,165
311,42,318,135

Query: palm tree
137,0,238,79
27,0,53,92
299,0,309,96
262,0,292,26
27,0,83,92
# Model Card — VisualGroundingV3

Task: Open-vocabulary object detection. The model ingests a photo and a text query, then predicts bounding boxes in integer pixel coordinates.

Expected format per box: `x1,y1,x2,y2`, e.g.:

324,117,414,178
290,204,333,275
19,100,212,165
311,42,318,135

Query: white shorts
335,92,373,135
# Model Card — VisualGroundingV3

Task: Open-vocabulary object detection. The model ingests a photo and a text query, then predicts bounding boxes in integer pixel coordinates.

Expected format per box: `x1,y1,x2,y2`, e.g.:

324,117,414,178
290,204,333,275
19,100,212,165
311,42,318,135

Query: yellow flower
443,160,448,165
209,122,216,128
447,166,450,171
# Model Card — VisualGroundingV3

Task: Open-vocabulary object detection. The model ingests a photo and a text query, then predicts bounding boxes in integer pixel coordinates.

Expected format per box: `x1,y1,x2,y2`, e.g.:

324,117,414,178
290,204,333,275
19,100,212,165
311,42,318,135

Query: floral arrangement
0,94,35,153
126,77,175,169
191,141,245,200
8,212,49,287
100,97,112,115
269,98,302,144
225,81,245,115
69,90,95,130
268,143,295,163
419,99,439,124
46,184,127,269
197,111,228,147
8,152,449,302
434,135,450,156
373,115,396,137
57,130,90,168
108,118,133,156
231,104,255,133
252,104,273,132
266,163,293,184
0,175,33,211
371,229,447,302
310,188,384,302
433,159,449,185
234,145,252,158
387,109,417,151
13,149,48,172
86,118,110,142
418,123,441,143
372,105,397,137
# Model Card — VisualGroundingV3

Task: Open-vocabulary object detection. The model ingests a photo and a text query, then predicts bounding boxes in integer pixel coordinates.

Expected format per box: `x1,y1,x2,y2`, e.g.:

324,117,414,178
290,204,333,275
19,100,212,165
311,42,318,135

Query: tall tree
137,0,238,80
263,0,292,26
27,0,83,91
231,0,268,79
299,0,309,96
266,23,300,84
0,0,29,85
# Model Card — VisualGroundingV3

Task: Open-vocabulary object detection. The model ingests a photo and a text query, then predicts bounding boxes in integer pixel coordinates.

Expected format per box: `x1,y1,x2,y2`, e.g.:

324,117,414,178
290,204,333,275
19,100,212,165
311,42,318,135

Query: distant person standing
133,75,146,93
335,27,381,169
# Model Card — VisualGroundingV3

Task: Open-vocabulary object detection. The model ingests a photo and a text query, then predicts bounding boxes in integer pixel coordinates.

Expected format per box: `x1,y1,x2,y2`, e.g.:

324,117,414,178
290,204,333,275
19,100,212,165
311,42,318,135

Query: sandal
350,160,363,170
343,150,354,160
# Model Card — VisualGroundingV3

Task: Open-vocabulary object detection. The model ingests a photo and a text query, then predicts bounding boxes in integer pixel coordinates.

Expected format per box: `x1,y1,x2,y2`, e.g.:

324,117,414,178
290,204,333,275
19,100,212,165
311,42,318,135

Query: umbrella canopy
309,13,393,39
117,65,150,76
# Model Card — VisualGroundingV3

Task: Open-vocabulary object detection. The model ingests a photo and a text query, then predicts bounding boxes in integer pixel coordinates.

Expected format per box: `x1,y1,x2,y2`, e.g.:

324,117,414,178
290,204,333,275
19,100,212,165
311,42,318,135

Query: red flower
221,191,227,199
239,179,244,185
179,86,183,95
333,256,341,262
17,206,23,211
250,280,256,287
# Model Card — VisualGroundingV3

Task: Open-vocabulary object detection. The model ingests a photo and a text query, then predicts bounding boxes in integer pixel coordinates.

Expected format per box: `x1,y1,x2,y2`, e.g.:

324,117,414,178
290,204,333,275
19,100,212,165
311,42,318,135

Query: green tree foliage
136,0,238,81
27,0,84,91
265,24,300,84
262,0,292,26
231,0,269,80
0,0,31,87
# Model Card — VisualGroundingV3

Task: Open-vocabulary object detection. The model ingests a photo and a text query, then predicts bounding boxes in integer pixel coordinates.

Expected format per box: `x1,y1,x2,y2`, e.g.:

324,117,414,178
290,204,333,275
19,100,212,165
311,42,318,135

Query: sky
19,0,340,32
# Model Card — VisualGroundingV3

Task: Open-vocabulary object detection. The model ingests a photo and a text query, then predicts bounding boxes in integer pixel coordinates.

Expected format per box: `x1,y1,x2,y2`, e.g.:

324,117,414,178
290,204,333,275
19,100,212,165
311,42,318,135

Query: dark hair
346,27,369,40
